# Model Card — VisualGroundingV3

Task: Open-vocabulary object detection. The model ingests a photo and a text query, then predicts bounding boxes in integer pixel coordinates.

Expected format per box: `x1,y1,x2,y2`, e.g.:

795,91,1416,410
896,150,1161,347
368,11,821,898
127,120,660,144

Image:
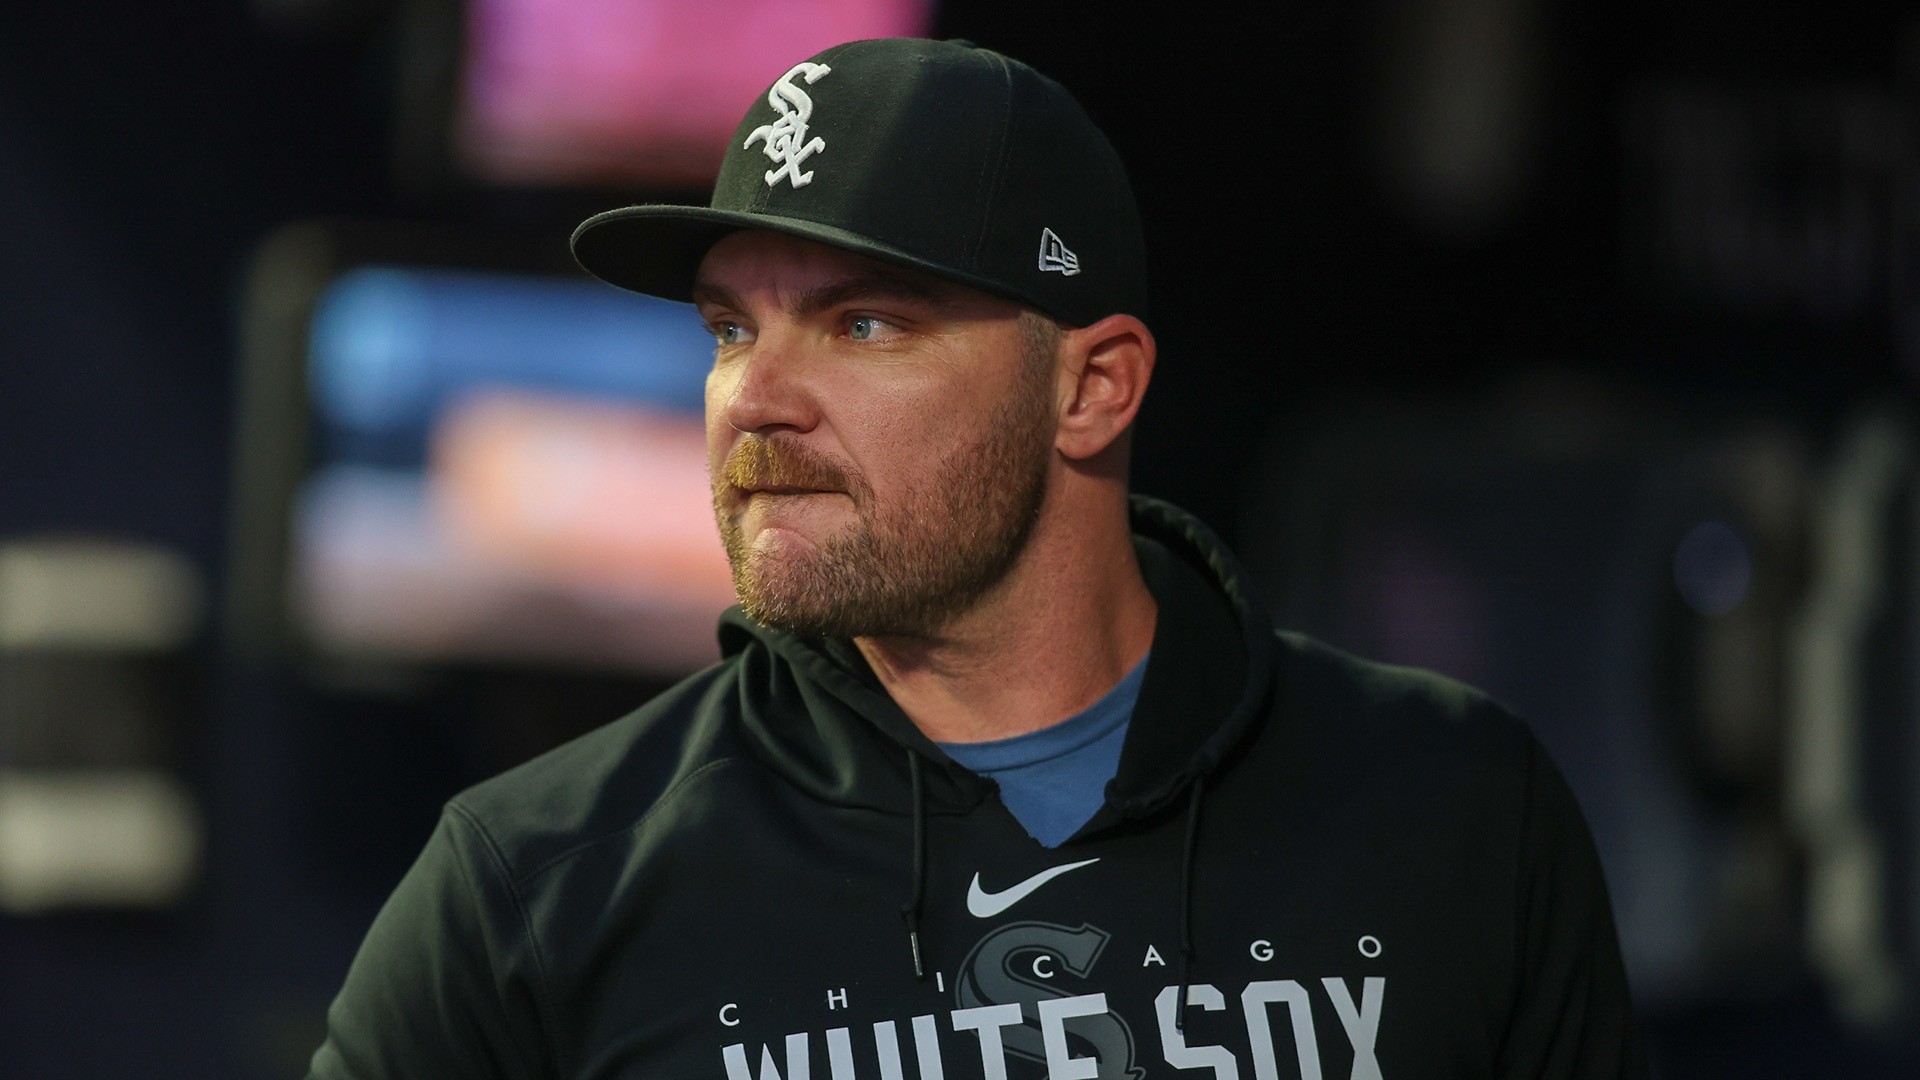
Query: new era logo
1037,227,1081,276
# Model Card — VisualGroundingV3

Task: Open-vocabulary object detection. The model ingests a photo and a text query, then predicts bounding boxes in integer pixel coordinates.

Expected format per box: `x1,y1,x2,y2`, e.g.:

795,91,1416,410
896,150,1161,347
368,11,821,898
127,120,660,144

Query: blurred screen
454,0,936,188
292,267,732,673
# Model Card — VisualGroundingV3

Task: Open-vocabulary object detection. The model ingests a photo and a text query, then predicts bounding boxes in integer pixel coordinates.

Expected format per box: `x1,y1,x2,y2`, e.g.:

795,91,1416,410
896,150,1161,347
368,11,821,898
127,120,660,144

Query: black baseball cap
570,38,1147,328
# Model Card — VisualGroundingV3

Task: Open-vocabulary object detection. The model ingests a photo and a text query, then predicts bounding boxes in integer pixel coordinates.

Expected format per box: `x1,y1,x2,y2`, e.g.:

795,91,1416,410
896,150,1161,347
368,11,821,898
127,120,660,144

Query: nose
713,329,821,436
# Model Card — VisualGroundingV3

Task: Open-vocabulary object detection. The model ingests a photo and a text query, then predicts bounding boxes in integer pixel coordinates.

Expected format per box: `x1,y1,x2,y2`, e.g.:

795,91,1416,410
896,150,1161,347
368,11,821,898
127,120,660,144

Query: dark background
2,1,1918,1076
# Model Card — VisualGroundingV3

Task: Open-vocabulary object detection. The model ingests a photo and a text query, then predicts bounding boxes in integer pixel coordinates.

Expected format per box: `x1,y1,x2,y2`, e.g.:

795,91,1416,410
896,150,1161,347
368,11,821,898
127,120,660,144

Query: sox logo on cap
743,62,833,189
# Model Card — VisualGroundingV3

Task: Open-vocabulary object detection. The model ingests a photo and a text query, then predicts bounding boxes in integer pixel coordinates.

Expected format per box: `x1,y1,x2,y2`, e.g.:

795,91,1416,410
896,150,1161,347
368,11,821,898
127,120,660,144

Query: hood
715,495,1275,828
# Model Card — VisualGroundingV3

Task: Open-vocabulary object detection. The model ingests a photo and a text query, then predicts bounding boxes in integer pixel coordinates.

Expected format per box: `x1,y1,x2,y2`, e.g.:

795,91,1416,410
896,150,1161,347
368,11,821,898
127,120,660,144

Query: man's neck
853,497,1157,744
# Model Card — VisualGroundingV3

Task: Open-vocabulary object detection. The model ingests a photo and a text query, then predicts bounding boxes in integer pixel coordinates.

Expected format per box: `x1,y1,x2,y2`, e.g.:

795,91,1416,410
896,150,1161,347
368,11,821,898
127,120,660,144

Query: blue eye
849,317,880,341
715,322,747,345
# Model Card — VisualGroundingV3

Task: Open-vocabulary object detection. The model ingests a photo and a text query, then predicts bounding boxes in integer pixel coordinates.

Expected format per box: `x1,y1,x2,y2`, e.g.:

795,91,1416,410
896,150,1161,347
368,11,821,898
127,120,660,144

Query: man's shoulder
1259,629,1561,861
1268,628,1533,762
442,656,752,883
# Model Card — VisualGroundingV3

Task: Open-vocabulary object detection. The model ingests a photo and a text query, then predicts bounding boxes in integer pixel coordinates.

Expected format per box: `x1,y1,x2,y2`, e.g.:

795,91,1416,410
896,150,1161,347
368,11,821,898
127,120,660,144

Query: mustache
723,436,864,498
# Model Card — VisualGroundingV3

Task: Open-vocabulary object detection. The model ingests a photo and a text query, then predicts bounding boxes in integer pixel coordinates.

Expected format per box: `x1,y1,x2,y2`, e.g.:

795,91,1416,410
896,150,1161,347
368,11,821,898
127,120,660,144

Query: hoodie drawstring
1173,773,1206,1032
901,750,928,979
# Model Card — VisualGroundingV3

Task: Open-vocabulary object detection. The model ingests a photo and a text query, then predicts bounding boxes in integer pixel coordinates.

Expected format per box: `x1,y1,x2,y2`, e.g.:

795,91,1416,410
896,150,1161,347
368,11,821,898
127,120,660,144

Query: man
310,38,1645,1079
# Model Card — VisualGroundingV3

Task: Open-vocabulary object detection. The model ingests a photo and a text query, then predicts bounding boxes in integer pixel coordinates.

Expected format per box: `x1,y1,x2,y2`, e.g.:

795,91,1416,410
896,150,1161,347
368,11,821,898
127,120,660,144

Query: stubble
713,318,1058,639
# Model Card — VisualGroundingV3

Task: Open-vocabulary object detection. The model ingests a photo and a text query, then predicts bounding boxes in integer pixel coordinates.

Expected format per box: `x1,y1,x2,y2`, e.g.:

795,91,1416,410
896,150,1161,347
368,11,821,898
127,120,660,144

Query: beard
713,360,1055,640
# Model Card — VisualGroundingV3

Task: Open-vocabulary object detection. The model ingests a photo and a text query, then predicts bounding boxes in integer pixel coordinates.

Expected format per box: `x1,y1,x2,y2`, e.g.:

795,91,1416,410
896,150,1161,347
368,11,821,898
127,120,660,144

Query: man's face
695,230,1059,638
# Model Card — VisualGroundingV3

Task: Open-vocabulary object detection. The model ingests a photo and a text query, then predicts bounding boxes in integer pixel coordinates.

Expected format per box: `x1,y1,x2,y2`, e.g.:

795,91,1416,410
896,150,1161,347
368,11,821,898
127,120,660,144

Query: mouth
741,485,838,497
721,436,856,507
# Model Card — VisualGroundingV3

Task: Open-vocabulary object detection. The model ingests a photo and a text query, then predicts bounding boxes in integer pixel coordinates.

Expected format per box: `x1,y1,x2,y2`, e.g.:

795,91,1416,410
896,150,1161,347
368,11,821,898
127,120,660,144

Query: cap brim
570,205,1055,316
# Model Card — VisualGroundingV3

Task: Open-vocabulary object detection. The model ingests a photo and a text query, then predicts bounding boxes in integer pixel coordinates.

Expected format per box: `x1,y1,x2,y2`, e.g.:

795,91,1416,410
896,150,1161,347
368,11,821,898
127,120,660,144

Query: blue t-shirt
937,653,1148,847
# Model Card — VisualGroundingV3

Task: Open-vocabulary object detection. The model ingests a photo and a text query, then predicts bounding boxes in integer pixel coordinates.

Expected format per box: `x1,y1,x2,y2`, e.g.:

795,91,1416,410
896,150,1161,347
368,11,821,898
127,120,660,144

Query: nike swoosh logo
967,858,1101,919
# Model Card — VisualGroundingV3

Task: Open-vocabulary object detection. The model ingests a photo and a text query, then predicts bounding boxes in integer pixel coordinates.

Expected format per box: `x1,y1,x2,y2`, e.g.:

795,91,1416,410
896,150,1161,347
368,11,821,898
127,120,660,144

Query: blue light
1672,520,1753,617
308,267,714,435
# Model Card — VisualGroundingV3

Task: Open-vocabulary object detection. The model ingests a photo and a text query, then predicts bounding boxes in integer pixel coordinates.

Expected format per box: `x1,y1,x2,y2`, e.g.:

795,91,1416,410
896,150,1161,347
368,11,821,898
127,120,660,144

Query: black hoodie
309,497,1645,1079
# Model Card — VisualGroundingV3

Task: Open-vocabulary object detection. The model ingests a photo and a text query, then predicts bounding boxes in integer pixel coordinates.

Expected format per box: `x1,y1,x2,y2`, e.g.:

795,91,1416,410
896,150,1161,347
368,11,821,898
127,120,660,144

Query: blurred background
2,0,1918,1075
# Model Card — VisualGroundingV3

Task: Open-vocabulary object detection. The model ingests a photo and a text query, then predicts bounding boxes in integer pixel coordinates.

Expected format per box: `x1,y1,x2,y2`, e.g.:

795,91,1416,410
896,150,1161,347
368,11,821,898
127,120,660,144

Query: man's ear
1055,314,1156,461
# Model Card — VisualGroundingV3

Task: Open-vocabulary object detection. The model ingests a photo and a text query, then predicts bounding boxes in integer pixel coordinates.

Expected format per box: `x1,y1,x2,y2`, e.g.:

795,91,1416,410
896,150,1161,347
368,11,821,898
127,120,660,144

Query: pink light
456,0,934,188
